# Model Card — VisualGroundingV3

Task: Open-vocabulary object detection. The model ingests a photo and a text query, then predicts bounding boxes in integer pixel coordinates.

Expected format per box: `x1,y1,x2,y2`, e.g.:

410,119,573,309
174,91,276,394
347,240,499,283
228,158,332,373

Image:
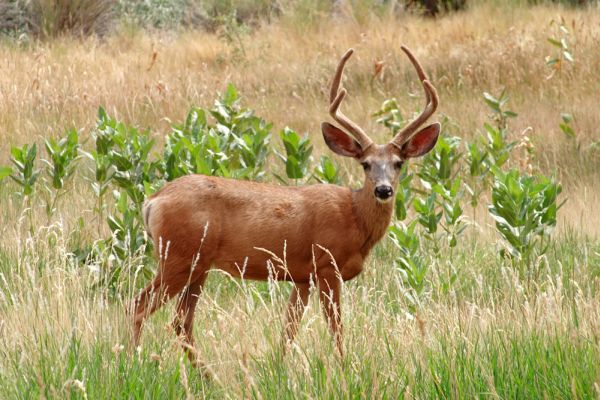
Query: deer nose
374,185,394,200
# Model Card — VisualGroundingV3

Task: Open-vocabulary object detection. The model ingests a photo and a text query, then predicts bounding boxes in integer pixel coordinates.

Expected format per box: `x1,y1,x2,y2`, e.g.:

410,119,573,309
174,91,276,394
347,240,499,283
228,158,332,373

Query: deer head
322,46,440,202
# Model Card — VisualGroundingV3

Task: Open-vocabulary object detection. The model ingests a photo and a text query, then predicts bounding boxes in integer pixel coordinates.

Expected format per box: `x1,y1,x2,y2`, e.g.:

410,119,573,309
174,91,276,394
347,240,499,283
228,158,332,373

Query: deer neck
351,187,394,256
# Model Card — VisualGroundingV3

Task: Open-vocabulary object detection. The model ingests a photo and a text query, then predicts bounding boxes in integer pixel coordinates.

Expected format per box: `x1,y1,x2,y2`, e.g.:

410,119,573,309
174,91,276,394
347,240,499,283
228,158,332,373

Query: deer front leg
283,283,311,349
318,270,343,356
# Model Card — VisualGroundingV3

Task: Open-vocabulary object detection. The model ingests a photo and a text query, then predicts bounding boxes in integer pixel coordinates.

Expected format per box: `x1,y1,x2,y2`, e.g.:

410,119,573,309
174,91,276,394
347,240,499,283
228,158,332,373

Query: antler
329,49,373,150
391,45,439,148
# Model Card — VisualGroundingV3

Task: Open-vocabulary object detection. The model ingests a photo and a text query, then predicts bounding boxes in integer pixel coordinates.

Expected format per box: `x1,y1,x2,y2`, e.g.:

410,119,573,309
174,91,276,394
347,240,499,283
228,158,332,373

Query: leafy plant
466,140,488,180
559,113,576,139
546,18,574,80
389,221,429,314
489,169,563,273
0,166,11,181
464,90,519,218
96,191,152,292
276,127,313,183
483,89,518,131
417,134,462,189
9,143,40,197
482,122,516,170
43,128,80,191
464,140,490,209
372,98,404,136
478,90,519,174
106,192,148,262
162,107,210,180
7,143,40,233
394,171,413,221
83,107,118,227
42,128,80,218
433,177,467,249
164,85,272,182
108,122,160,206
214,10,249,60
313,155,341,184
413,192,442,237
416,133,466,250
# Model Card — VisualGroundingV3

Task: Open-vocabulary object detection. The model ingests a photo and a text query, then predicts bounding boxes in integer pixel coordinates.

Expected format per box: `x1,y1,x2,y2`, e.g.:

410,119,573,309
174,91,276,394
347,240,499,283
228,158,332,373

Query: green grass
1,338,217,399
1,228,599,398
2,312,598,398
414,331,600,399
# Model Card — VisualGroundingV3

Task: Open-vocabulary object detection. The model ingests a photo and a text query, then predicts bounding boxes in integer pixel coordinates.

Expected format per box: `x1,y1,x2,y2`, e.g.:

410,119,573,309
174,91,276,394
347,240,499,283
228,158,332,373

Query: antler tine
329,48,373,150
391,46,439,148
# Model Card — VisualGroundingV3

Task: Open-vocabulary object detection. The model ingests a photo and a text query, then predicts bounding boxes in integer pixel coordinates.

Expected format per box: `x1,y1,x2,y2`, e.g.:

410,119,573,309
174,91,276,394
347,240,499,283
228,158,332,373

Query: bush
407,0,468,16
117,0,193,30
27,0,116,38
0,0,28,35
489,169,562,271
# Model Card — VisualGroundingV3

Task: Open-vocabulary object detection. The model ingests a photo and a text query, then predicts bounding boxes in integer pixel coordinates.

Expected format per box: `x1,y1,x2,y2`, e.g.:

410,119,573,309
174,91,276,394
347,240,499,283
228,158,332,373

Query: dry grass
0,2,599,236
1,224,599,397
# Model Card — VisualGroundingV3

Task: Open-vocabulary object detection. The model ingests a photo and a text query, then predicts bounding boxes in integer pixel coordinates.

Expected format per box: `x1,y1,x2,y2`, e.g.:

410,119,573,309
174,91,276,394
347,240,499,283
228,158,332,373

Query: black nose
374,185,393,200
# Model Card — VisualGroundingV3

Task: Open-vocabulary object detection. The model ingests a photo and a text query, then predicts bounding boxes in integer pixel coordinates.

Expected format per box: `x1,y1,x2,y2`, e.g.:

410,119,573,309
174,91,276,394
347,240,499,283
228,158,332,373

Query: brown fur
145,174,393,283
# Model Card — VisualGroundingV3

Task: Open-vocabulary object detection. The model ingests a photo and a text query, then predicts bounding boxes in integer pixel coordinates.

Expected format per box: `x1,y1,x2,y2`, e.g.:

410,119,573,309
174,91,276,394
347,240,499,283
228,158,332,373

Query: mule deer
132,46,439,363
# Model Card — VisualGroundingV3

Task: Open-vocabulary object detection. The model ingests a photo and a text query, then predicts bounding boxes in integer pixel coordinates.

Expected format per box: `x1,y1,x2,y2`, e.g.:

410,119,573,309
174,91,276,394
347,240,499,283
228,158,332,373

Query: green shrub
164,84,272,181
489,169,563,271
9,143,39,197
42,128,80,218
276,127,313,183
389,220,429,313
313,155,341,184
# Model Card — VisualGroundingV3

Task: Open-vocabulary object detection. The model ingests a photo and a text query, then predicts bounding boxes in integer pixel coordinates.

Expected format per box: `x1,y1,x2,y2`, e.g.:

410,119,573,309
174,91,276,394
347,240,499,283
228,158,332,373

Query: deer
131,46,439,366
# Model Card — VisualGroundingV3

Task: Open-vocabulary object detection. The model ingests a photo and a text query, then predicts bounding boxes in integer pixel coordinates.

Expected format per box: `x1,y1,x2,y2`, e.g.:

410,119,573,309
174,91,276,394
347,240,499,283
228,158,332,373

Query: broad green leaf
0,166,12,180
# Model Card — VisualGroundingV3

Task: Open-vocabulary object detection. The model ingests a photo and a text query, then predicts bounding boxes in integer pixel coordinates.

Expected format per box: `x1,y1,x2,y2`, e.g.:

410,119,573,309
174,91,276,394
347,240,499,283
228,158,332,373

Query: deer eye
393,161,403,170
361,162,371,171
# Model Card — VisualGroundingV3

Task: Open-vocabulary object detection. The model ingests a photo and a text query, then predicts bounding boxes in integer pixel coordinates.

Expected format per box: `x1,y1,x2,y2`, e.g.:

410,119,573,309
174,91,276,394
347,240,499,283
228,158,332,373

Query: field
1,1,600,398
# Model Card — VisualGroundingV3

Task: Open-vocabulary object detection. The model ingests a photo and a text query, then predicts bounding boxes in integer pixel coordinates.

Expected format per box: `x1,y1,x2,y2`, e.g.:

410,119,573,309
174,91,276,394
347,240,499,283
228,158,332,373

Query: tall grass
1,222,599,397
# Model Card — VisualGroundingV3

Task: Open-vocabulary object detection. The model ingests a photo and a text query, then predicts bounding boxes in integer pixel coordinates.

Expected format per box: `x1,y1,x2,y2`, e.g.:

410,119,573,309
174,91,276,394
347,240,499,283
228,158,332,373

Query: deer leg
282,282,311,348
172,271,207,367
318,270,343,356
130,271,188,347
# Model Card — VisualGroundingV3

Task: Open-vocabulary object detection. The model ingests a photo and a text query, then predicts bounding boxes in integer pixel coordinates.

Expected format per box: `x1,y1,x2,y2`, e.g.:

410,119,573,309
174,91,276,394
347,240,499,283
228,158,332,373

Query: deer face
322,122,440,203
359,144,402,202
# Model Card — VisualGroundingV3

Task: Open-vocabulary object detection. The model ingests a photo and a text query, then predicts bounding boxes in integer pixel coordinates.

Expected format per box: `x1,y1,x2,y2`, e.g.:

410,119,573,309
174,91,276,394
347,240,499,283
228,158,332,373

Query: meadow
0,1,600,398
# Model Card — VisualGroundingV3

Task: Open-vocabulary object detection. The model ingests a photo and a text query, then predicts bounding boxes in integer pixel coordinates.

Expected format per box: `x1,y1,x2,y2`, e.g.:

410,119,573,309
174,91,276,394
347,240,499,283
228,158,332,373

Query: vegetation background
0,0,599,398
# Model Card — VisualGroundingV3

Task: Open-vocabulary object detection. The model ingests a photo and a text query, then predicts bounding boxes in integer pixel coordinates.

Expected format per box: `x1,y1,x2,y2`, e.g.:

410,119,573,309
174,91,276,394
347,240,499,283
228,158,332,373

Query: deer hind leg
130,267,190,347
282,282,311,349
172,271,208,367
317,270,343,357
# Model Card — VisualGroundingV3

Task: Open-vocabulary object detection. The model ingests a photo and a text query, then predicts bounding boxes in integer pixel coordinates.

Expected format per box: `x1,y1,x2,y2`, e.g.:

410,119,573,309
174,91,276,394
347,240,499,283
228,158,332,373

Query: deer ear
401,123,440,158
321,122,363,158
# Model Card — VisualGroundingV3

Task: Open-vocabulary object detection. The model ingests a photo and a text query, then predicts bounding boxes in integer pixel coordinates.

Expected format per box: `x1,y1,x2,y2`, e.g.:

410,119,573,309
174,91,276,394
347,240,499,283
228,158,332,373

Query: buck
132,46,439,364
